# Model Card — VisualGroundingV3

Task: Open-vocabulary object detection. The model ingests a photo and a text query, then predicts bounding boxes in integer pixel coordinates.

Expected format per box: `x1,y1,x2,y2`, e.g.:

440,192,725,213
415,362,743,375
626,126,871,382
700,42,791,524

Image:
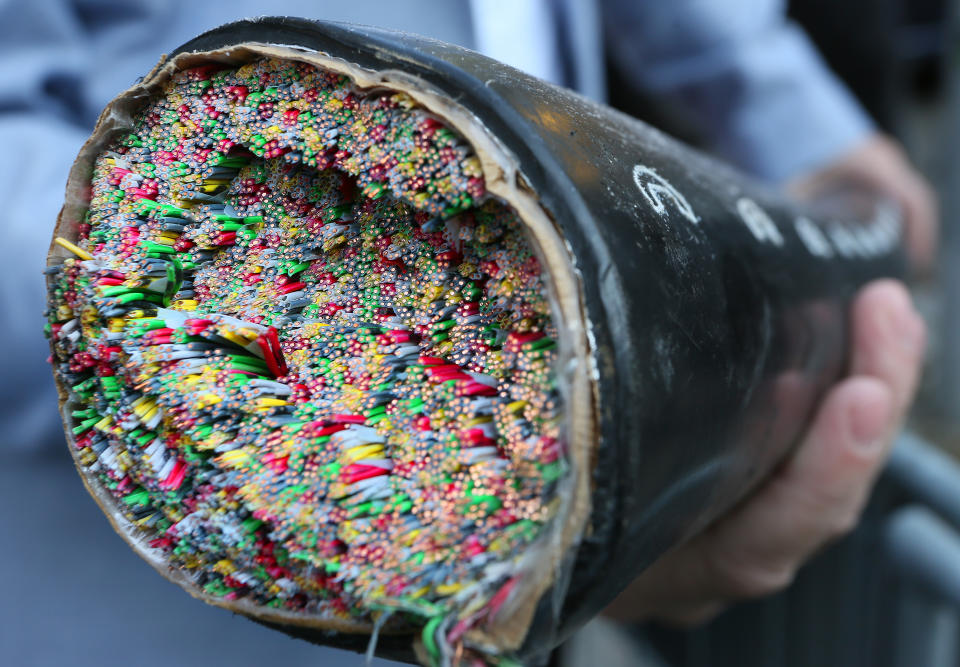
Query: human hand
604,280,926,625
788,133,939,275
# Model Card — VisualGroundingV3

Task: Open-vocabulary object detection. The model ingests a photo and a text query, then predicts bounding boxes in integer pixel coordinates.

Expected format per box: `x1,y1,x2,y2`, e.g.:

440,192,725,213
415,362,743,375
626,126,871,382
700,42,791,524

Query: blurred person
0,0,934,663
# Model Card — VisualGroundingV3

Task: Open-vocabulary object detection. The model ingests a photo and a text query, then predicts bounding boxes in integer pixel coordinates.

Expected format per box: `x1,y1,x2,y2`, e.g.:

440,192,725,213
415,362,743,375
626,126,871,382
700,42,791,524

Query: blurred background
2,0,960,665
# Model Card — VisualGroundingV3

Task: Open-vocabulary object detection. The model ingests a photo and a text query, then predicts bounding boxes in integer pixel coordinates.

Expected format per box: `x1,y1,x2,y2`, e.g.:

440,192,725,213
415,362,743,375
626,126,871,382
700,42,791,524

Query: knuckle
825,503,862,541
662,603,724,628
708,549,797,599
737,563,796,598
779,472,866,545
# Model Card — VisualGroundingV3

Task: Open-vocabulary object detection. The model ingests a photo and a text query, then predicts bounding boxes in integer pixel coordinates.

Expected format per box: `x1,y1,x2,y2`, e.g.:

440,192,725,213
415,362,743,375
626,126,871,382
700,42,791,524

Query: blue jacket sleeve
601,0,875,182
0,1,106,449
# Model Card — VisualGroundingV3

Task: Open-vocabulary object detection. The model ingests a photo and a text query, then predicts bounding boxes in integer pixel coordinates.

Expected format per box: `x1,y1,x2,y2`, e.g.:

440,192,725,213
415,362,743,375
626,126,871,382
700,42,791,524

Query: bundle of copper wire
47,56,569,665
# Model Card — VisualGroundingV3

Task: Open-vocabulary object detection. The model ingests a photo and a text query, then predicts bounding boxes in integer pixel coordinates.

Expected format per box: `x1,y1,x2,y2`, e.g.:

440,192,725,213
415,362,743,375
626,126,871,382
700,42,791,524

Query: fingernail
847,381,892,453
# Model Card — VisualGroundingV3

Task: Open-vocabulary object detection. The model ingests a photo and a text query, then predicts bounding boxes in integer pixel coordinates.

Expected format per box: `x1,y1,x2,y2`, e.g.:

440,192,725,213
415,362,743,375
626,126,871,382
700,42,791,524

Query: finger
849,279,926,416
871,141,939,273
728,376,895,571
897,171,939,273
